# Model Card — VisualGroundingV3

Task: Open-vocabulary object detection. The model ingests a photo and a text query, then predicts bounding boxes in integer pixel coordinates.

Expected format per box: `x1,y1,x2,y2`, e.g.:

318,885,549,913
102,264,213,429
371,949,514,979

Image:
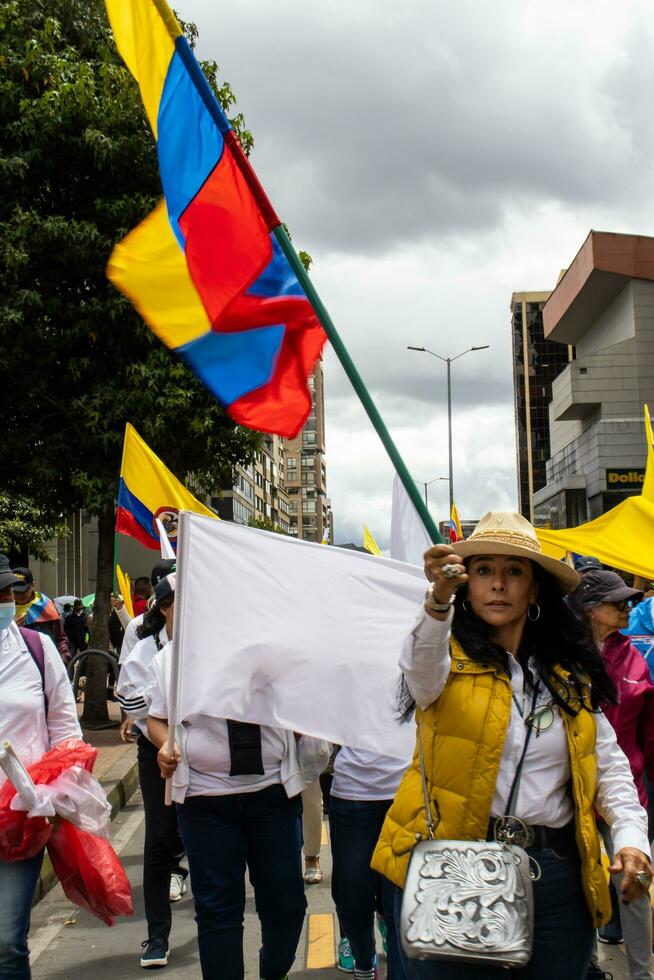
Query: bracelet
425,583,453,614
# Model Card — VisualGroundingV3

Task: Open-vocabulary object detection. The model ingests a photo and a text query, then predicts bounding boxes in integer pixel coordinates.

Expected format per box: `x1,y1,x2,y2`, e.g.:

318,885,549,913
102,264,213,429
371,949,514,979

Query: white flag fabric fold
171,513,426,759
390,473,432,566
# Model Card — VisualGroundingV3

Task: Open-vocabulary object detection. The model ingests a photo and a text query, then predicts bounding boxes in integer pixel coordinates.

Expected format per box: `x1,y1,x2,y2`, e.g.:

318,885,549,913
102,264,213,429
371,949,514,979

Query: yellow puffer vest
371,638,611,927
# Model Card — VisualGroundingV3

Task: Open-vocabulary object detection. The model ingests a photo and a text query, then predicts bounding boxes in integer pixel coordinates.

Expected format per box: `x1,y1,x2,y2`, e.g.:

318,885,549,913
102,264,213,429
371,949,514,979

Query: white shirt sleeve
116,636,158,723
114,604,131,630
398,605,454,710
594,711,650,855
147,646,170,720
118,615,143,664
42,634,82,746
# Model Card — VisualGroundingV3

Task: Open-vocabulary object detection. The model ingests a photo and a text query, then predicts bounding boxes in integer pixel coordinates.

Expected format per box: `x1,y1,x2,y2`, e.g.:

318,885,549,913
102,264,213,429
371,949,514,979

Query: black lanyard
505,682,540,816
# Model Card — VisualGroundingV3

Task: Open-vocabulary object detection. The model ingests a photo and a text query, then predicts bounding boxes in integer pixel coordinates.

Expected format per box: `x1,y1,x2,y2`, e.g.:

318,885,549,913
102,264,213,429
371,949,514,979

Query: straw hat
452,511,579,592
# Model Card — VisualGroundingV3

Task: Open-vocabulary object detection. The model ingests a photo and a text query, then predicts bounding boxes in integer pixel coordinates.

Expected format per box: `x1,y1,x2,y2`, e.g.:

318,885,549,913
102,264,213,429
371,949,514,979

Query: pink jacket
601,632,654,807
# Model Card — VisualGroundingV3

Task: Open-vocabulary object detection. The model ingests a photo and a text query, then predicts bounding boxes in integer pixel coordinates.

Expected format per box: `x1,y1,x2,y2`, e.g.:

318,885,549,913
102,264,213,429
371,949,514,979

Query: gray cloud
188,0,651,254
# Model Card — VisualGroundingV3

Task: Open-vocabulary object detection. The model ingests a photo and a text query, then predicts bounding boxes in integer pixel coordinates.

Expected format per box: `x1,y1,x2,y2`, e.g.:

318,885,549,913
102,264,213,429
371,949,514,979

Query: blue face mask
0,602,15,630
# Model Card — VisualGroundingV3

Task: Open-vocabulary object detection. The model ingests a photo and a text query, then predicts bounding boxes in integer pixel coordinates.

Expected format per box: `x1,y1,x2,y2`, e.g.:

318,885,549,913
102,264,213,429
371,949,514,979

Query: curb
33,755,140,904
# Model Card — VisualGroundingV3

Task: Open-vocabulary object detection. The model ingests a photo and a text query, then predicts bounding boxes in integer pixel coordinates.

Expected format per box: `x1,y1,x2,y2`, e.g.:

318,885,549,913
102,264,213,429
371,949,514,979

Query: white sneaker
169,873,187,903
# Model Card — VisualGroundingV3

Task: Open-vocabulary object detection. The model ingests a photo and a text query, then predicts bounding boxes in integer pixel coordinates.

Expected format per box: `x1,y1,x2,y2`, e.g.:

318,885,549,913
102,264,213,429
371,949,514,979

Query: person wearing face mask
116,574,188,970
0,555,81,977
574,570,654,980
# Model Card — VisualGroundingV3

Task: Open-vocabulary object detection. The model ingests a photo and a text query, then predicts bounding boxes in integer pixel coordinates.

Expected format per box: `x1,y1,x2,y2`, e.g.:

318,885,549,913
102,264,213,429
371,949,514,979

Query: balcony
550,356,600,422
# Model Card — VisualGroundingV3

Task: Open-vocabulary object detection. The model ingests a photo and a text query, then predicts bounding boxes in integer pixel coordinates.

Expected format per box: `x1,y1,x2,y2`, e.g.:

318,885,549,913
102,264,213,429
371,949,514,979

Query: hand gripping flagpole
172,36,443,547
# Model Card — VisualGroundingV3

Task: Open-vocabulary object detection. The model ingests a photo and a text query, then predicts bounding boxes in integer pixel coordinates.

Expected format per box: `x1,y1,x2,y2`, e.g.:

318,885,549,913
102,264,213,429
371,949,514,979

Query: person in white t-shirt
0,557,81,977
330,748,412,980
147,633,308,980
116,573,185,970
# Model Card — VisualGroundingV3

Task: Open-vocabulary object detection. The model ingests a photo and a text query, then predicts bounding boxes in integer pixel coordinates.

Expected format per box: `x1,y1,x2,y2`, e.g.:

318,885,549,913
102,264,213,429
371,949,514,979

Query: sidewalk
34,700,138,902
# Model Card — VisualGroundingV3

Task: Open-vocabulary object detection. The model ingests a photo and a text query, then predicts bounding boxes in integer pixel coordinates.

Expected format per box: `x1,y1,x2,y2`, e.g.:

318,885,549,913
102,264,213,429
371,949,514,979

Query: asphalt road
27,791,633,979
28,791,354,979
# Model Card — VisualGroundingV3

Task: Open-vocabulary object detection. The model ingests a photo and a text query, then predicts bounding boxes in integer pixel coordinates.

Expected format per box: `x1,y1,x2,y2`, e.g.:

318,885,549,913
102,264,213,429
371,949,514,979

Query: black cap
0,555,23,592
11,566,33,594
152,573,176,609
577,570,643,607
574,555,602,573
150,559,176,587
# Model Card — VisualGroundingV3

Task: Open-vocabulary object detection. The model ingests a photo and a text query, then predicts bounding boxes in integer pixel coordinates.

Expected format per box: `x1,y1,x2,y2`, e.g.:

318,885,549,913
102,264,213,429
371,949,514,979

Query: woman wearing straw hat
372,512,653,980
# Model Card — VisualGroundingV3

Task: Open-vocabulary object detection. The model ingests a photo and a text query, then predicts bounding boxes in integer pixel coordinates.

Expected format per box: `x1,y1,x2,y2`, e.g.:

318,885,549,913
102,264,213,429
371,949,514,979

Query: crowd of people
1,510,654,980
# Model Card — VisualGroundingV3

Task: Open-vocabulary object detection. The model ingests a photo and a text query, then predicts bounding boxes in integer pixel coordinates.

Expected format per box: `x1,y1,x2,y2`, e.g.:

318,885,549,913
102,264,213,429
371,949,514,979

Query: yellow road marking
306,913,335,969
321,822,328,847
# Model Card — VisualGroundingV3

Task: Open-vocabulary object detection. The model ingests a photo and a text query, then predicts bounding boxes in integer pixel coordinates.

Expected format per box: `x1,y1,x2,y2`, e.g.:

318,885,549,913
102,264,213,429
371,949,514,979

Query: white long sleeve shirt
0,622,81,770
401,607,650,855
116,629,169,737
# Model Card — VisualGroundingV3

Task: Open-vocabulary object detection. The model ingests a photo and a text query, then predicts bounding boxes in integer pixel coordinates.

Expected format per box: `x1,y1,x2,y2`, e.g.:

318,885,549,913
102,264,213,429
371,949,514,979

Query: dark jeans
394,846,594,980
330,796,408,979
0,850,44,979
138,735,186,943
176,784,306,980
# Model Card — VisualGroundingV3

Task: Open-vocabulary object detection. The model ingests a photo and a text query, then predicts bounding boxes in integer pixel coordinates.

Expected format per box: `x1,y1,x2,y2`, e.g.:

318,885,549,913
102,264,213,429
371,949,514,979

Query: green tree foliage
247,516,289,536
0,493,67,563
0,0,259,723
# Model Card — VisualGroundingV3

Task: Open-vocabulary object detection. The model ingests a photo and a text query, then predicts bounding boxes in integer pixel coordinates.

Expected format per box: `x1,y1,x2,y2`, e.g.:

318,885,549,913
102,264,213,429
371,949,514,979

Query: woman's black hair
398,559,617,719
136,603,167,642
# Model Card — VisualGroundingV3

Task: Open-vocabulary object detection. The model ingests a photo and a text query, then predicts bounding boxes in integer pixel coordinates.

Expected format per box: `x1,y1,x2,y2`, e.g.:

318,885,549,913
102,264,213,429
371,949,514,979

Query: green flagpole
164,43,443,546
273,225,443,545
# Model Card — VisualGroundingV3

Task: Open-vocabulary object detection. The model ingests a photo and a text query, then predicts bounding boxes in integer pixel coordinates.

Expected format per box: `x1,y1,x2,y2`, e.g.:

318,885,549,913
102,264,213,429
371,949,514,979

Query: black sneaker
140,939,169,968
586,965,613,980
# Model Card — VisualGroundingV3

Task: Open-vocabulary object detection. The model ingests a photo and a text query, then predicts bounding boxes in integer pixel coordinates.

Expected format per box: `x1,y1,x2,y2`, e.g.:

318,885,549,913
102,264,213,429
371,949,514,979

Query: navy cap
10,566,33,594
573,556,602,573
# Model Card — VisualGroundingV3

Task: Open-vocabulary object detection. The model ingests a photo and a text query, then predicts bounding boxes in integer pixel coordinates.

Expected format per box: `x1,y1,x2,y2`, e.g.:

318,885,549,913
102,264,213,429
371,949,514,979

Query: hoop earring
527,603,541,622
462,598,469,613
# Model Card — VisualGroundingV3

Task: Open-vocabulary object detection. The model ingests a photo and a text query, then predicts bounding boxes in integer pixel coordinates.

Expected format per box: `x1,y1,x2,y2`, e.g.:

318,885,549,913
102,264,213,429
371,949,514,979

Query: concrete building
215,433,291,533
533,231,654,528
284,363,332,543
510,291,574,522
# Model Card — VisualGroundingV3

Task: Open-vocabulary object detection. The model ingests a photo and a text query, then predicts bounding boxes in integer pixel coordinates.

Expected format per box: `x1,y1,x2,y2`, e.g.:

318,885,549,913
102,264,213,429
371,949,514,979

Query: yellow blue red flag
117,423,217,550
105,0,326,438
449,503,463,543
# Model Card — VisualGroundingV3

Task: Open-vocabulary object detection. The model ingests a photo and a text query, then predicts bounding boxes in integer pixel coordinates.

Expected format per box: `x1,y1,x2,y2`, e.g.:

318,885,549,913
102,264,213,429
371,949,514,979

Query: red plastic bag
0,740,97,861
47,820,133,926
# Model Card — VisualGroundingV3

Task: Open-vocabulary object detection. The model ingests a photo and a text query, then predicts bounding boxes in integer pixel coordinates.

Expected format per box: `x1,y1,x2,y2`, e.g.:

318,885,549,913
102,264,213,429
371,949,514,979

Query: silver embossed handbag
400,708,536,968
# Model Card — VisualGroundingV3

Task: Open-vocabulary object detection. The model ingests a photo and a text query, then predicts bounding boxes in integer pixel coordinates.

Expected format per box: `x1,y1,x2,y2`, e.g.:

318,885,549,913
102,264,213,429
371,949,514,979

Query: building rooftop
542,231,654,343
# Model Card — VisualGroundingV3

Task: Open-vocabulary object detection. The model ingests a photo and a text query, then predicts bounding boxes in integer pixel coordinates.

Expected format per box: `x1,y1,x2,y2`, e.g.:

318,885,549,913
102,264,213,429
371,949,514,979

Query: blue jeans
330,796,408,979
394,847,594,980
0,851,44,979
176,785,306,980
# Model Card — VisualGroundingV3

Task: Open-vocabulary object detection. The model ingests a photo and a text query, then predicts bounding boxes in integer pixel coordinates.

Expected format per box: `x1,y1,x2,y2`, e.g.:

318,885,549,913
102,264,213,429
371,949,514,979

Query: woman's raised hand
423,543,468,604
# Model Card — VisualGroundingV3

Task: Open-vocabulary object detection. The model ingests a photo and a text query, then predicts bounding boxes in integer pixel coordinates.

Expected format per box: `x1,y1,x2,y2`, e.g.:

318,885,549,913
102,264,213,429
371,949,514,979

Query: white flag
390,473,432,566
169,512,424,759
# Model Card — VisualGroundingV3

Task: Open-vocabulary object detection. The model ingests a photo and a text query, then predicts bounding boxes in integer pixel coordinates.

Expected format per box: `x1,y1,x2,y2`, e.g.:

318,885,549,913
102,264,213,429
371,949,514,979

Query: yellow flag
117,423,217,550
116,564,135,619
642,405,654,502
363,525,382,557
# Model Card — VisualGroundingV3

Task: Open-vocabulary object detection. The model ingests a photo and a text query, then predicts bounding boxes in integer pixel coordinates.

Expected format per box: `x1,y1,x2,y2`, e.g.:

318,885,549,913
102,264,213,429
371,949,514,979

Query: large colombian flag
117,423,217,550
105,0,326,439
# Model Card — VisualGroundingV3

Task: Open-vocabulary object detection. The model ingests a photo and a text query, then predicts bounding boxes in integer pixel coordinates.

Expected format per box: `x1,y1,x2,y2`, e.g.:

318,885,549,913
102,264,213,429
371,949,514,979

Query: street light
408,344,490,511
415,476,449,508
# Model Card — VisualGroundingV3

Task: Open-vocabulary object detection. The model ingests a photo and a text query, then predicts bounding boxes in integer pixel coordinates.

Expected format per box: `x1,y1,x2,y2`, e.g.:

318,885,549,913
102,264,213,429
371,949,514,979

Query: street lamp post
416,476,449,508
408,345,490,512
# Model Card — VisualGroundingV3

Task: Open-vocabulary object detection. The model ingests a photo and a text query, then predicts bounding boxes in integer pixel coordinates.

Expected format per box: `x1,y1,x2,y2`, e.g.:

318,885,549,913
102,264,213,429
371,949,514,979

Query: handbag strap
416,679,541,837
505,682,540,816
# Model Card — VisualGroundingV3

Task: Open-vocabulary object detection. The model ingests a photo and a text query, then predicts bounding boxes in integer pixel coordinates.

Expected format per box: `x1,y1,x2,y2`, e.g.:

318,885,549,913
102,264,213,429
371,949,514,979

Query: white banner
390,473,432,566
170,513,426,759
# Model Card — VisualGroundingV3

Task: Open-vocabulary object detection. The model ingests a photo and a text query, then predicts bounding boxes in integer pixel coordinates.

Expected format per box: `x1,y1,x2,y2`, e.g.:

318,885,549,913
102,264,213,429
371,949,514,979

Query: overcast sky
183,0,654,549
